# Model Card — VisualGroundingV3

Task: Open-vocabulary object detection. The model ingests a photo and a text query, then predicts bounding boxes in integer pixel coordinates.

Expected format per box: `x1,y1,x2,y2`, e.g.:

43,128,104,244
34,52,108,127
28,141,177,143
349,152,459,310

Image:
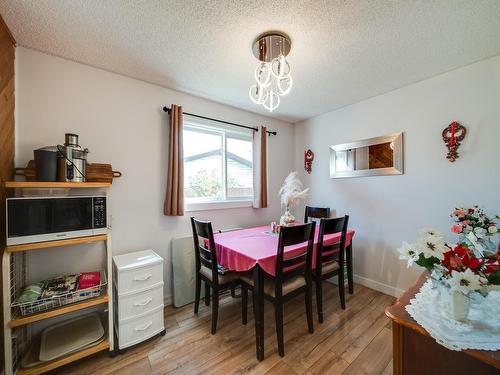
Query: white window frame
183,120,254,212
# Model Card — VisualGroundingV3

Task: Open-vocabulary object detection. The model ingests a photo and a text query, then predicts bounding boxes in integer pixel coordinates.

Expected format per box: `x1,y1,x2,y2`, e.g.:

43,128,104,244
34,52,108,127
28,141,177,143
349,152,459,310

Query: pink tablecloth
214,225,355,276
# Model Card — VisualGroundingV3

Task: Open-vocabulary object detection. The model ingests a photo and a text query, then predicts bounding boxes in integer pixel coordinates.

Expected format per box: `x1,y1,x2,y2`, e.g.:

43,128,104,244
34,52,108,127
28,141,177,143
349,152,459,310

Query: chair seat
200,266,240,284
321,261,340,274
241,274,306,297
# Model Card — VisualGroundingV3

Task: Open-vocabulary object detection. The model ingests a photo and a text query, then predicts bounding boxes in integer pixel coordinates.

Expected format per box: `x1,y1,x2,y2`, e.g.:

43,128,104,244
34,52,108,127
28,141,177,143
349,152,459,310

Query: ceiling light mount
249,31,293,112
252,32,292,63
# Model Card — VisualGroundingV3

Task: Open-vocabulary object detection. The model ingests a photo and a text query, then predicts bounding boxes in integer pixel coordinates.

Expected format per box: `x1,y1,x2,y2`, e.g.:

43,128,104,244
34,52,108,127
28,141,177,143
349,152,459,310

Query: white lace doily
406,280,500,351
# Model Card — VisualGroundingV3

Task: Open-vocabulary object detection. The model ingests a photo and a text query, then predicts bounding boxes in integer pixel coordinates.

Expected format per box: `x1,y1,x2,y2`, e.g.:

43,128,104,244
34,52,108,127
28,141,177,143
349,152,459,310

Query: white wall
294,54,500,296
15,47,295,302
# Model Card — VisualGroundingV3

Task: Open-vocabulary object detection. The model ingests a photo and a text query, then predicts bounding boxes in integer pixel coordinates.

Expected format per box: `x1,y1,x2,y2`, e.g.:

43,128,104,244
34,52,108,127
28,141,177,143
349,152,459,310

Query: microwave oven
6,196,107,246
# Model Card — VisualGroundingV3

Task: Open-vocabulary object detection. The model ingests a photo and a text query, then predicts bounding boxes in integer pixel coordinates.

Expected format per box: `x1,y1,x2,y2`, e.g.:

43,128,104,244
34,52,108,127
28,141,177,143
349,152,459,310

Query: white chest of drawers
113,249,165,350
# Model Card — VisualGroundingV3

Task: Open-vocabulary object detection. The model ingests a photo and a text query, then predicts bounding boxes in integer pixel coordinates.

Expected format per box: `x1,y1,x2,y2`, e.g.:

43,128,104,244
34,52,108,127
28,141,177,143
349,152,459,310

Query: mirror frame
329,132,404,178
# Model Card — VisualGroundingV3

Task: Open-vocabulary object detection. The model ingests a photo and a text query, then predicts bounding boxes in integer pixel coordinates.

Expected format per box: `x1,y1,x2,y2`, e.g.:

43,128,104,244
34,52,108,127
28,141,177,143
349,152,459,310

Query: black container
34,146,58,181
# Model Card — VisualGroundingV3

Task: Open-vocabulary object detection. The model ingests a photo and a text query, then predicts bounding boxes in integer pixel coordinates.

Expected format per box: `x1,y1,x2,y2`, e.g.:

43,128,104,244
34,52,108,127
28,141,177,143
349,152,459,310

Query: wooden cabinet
385,273,500,375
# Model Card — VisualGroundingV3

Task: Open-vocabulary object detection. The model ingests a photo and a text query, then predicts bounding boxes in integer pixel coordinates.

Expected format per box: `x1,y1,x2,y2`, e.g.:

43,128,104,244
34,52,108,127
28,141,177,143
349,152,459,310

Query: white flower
488,225,498,234
416,233,447,260
398,242,419,268
448,269,482,294
420,228,444,241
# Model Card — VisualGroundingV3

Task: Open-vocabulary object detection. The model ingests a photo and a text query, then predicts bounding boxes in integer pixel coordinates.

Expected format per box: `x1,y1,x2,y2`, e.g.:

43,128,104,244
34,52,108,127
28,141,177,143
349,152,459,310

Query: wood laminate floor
50,283,395,375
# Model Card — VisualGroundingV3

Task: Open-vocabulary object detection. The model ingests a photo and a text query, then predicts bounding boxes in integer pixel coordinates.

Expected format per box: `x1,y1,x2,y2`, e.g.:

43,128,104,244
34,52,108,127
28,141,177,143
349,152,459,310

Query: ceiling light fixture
249,32,292,112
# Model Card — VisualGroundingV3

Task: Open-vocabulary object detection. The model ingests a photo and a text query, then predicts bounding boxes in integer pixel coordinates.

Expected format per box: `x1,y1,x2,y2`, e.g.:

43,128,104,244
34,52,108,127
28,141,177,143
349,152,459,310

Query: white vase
280,208,295,226
450,291,470,321
440,285,470,321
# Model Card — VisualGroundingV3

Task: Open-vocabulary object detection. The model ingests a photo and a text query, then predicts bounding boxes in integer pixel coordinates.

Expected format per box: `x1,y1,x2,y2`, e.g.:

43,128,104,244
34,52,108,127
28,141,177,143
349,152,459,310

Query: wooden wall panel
0,13,15,374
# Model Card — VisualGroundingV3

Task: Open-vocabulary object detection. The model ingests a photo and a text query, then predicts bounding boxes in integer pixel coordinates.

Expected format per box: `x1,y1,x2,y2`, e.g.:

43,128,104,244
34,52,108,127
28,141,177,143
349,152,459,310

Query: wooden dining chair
304,206,331,223
314,215,349,323
240,222,316,357
190,217,241,334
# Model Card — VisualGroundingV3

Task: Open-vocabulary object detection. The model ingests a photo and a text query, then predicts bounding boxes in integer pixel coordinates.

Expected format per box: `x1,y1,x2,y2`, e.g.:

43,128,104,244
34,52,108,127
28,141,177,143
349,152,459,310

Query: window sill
185,200,253,212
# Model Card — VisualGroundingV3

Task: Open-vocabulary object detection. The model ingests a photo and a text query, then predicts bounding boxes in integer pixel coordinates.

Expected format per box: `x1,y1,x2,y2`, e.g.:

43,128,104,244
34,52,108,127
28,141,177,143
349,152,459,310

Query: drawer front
118,283,164,321
118,308,164,349
117,263,163,295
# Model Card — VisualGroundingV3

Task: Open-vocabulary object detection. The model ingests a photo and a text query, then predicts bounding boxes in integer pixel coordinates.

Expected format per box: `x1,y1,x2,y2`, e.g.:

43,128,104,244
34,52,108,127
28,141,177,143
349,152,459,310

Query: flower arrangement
398,206,500,296
450,206,498,257
278,171,309,225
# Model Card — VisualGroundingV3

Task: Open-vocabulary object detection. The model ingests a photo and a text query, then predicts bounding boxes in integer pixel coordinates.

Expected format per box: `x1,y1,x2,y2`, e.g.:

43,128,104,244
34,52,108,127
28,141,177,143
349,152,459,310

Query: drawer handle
135,321,153,331
134,298,153,307
133,274,152,281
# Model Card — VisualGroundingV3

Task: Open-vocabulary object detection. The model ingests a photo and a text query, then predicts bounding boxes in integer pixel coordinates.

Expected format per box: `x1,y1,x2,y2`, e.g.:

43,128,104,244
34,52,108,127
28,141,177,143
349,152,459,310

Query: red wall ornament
304,149,314,174
442,121,466,162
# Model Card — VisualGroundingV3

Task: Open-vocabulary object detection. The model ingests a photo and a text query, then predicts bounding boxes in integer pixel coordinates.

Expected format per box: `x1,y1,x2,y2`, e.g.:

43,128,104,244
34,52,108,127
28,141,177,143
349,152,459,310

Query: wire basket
12,270,107,317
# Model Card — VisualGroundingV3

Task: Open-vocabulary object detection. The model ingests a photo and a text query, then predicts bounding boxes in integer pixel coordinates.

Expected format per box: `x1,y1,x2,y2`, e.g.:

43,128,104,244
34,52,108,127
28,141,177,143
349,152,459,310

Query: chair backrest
316,215,349,274
304,206,331,223
275,222,315,290
190,217,219,283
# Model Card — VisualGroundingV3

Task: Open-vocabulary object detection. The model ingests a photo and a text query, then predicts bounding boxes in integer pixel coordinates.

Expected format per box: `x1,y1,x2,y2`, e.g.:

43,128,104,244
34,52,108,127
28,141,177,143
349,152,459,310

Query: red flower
454,244,468,257
484,251,500,274
442,245,480,271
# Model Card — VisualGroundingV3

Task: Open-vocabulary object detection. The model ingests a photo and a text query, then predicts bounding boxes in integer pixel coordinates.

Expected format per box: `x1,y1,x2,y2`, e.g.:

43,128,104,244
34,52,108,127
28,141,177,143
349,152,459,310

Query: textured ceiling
1,1,500,123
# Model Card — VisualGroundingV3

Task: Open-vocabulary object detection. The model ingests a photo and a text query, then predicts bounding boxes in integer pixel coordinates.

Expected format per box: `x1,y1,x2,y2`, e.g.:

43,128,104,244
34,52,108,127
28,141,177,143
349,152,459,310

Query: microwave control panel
93,197,107,228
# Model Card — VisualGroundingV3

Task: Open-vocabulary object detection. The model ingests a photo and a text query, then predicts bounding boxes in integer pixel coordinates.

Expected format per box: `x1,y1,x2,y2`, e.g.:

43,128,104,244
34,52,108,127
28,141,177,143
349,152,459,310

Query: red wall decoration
304,149,314,174
442,121,466,162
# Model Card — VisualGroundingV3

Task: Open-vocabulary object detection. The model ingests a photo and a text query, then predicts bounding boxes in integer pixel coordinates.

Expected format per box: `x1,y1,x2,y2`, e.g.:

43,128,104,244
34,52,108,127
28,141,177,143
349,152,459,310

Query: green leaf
487,271,500,285
415,254,440,273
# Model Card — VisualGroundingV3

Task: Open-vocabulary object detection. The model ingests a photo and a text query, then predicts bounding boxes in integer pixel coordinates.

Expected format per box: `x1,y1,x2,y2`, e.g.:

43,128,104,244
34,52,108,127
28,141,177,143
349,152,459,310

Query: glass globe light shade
254,63,271,87
276,75,293,96
271,55,290,79
249,84,268,104
263,90,280,112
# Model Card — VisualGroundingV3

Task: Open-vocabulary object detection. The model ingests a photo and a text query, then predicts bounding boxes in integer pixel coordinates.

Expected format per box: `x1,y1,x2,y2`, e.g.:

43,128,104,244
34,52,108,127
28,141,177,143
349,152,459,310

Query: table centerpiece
397,206,500,351
278,171,309,226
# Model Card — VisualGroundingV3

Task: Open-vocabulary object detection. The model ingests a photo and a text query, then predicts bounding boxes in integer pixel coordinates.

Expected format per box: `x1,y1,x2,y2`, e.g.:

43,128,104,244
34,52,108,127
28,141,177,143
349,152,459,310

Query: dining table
213,224,355,361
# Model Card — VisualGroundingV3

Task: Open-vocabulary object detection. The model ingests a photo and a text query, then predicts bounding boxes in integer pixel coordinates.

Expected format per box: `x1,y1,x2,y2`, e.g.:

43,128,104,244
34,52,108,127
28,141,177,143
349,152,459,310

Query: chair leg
231,285,236,298
275,302,285,357
339,270,346,310
194,274,201,314
211,288,219,334
241,286,248,324
204,282,210,306
306,281,314,334
315,278,323,323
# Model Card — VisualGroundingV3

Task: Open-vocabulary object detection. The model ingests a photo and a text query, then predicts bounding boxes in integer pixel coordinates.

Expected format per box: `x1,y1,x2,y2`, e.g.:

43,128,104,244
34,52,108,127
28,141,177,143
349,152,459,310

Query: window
183,121,253,210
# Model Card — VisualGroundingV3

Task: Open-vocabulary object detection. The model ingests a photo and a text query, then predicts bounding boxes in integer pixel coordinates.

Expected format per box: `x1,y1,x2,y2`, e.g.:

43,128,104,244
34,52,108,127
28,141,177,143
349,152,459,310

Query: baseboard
323,274,404,297
353,274,405,297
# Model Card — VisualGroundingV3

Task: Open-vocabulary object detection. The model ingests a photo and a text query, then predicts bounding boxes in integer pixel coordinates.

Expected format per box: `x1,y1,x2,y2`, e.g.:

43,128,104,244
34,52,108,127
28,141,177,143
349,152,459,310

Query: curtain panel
163,104,184,216
253,125,268,208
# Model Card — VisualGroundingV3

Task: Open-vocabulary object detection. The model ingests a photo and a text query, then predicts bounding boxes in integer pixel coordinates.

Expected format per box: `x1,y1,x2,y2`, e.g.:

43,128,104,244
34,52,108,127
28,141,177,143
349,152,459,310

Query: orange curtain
253,125,268,208
164,104,184,216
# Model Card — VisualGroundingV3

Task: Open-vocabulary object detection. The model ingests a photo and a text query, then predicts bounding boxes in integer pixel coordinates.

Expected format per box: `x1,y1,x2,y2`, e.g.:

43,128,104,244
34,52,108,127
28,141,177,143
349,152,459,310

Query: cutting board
15,160,121,183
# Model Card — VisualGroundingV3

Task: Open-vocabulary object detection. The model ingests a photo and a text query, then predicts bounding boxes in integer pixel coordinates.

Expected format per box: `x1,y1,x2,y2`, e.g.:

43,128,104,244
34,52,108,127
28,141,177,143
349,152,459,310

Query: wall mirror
329,132,404,178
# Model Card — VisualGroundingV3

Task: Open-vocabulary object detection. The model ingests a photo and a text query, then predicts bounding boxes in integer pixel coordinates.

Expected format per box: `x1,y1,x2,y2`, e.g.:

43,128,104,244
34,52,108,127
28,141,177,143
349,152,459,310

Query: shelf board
16,339,110,375
6,234,107,253
9,294,109,328
5,181,111,188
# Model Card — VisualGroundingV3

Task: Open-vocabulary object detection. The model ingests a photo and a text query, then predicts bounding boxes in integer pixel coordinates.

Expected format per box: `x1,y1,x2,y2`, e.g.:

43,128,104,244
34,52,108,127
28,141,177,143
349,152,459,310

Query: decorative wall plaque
442,121,466,162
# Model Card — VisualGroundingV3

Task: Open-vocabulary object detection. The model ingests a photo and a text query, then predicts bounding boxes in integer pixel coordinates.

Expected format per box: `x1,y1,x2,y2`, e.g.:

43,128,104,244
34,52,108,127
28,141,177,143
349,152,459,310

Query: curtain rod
162,106,277,136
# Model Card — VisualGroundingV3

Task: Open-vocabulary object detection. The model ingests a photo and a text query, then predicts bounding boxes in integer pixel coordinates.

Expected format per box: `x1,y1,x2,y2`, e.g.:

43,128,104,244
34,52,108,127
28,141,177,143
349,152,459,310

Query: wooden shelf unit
6,234,108,253
5,181,111,189
9,294,109,328
16,340,110,375
2,184,114,375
